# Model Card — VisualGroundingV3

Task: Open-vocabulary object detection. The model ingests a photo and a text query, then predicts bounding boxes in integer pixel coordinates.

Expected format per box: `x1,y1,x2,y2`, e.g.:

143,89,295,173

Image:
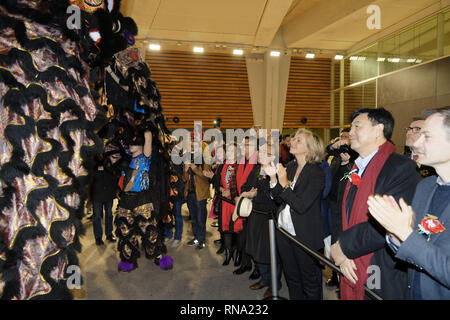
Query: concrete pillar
246,52,291,130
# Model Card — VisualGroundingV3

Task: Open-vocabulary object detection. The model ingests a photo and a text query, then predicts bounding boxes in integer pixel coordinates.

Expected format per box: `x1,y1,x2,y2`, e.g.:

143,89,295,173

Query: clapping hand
202,169,214,179
367,195,415,242
262,161,277,178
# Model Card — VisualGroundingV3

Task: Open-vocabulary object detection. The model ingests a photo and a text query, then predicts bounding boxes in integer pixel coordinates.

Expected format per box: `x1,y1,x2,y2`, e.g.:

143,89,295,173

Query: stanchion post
265,216,287,300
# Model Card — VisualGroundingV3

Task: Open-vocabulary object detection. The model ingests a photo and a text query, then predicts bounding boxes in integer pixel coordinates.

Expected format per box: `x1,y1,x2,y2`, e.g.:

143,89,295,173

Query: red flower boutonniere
417,214,446,241
340,169,362,187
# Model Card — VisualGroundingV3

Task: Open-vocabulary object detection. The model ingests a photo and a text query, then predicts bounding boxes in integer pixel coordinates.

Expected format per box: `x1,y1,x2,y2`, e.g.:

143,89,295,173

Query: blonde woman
265,129,325,300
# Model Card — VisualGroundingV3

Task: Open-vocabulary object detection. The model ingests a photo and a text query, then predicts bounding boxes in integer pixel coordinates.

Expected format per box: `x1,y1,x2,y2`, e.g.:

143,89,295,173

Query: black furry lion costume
0,0,176,299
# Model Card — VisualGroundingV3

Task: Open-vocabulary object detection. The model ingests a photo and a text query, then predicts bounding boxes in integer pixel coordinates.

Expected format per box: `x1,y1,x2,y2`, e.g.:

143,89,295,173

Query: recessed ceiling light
305,53,315,59
149,43,160,51
388,57,400,63
233,49,243,55
270,51,280,57
334,54,344,60
407,58,416,63
349,56,358,60
415,59,423,63
377,57,386,62
193,47,204,53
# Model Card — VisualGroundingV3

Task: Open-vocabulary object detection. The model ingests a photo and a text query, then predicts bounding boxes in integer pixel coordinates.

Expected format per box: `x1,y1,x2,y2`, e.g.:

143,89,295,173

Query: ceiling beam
253,0,294,47
280,0,377,48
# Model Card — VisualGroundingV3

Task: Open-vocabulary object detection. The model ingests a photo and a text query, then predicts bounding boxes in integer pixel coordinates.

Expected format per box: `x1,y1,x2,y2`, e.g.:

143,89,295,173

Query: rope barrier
216,194,384,300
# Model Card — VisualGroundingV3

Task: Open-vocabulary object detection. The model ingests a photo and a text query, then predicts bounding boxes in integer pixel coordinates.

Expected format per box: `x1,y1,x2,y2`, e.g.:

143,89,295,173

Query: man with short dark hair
368,106,450,299
405,116,436,177
330,107,421,299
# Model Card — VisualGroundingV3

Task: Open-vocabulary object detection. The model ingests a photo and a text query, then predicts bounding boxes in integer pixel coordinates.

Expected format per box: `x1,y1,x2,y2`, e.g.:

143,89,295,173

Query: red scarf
220,163,242,232
236,152,257,193
220,152,257,233
340,141,396,300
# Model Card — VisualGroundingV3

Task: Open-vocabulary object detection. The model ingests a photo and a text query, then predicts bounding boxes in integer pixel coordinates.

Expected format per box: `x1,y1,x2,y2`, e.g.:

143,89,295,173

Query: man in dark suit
330,108,421,299
368,106,450,299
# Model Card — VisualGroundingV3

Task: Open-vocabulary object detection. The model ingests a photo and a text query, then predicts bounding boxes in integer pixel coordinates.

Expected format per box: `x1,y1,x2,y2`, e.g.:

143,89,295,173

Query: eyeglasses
405,127,421,133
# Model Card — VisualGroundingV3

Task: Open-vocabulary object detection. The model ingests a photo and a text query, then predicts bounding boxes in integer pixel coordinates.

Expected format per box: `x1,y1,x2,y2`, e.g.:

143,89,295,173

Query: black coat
91,166,119,203
240,165,277,264
270,161,325,251
331,153,421,300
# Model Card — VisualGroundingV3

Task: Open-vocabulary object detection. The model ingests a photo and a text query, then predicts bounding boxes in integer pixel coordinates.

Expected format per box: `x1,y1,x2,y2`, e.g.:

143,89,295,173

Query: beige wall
377,55,450,153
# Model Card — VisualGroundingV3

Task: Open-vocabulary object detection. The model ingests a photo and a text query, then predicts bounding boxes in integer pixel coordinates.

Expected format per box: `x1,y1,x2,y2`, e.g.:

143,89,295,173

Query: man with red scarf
330,108,421,300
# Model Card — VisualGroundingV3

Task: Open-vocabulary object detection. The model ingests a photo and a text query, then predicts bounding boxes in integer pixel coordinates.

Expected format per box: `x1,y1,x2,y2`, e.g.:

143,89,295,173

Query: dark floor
73,200,338,300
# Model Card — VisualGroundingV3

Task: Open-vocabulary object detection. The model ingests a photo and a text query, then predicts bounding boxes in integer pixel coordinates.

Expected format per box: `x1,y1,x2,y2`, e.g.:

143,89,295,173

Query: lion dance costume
0,0,176,299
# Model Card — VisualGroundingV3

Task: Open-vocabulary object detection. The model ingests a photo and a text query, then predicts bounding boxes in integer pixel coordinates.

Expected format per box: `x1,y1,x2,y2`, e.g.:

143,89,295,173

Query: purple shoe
118,261,136,272
158,255,173,271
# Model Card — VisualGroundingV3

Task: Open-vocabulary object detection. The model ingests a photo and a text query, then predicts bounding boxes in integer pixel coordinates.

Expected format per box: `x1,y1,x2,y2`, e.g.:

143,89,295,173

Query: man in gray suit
367,106,450,299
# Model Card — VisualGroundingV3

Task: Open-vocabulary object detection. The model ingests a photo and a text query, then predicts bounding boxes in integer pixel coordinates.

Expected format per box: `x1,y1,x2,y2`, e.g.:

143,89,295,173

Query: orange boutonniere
417,214,446,241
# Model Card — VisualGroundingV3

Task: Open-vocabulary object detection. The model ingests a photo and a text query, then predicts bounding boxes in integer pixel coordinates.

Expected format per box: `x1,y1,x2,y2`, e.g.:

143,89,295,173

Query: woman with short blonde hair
294,128,325,164
265,127,326,299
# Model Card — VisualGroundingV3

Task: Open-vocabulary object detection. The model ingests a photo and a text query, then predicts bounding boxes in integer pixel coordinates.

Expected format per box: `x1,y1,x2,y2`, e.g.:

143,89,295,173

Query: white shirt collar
436,176,450,186
354,148,378,176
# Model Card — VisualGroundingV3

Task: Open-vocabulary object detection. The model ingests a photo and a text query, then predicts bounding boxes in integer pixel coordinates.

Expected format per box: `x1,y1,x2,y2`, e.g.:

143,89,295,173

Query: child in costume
115,131,173,272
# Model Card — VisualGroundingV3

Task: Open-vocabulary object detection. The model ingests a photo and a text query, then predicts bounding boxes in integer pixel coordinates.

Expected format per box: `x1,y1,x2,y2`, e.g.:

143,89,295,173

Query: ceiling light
377,57,386,62
305,53,315,59
270,51,280,57
407,58,416,63
388,57,400,63
233,49,243,55
334,54,344,60
415,59,422,63
149,43,160,51
357,56,366,61
193,47,204,53
349,56,358,61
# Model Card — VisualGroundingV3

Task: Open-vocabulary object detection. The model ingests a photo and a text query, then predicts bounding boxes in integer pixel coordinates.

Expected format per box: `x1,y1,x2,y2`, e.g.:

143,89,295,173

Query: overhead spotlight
149,43,160,51
334,54,344,60
407,58,416,63
176,42,182,46
388,57,400,63
233,49,243,55
193,46,204,53
349,56,358,61
305,53,315,59
377,57,386,62
270,50,280,57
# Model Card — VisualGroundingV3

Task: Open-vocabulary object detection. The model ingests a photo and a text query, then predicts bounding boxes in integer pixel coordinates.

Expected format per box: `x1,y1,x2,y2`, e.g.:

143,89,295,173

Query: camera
327,143,356,158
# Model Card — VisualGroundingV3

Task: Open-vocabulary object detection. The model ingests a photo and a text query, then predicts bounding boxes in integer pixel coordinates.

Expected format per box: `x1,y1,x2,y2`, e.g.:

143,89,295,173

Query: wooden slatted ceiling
284,57,331,128
145,50,253,129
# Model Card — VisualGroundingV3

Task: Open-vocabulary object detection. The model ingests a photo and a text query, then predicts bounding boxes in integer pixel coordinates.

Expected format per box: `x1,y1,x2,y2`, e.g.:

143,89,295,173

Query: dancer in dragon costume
0,0,175,299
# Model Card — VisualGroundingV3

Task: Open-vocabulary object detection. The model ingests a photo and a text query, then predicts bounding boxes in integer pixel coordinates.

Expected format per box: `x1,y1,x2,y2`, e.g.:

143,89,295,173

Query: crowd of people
89,106,450,300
